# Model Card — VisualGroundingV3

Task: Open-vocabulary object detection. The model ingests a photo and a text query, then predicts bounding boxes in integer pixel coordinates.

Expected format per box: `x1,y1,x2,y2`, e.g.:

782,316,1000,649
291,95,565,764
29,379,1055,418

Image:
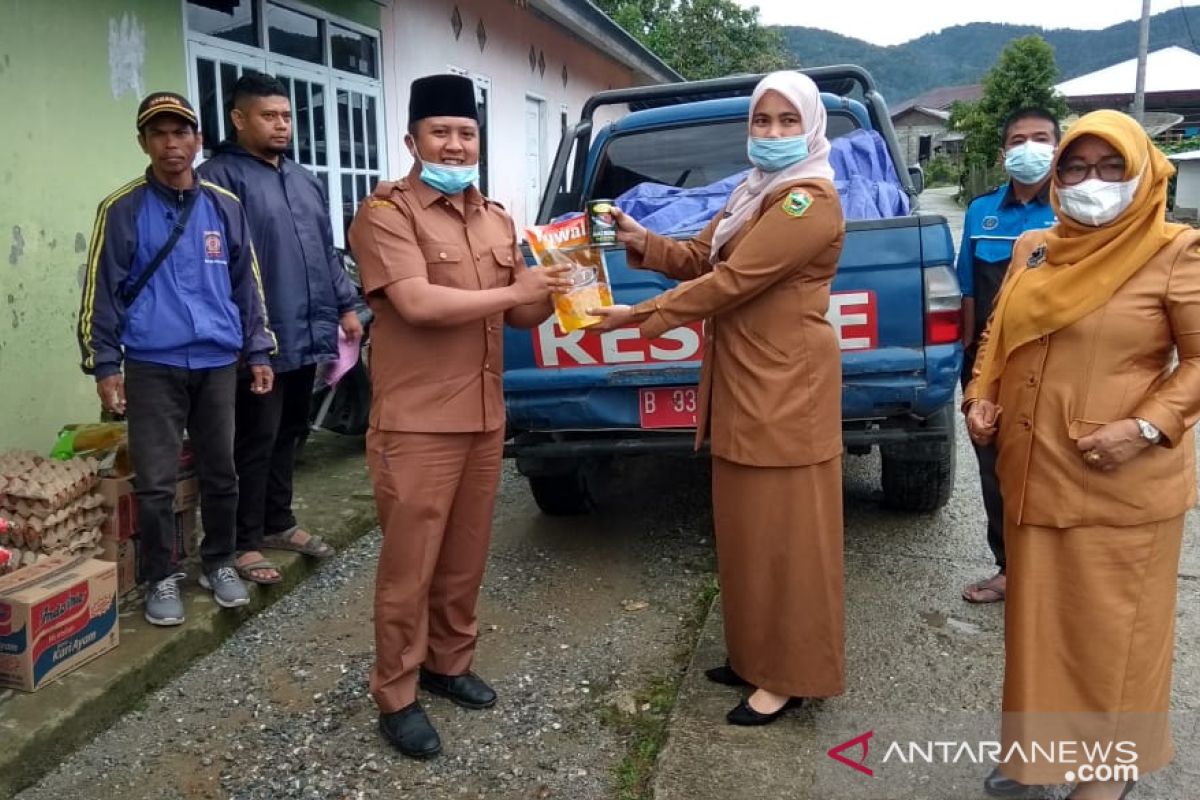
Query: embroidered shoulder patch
782,190,813,218
367,198,396,209
203,231,224,260
1026,244,1047,268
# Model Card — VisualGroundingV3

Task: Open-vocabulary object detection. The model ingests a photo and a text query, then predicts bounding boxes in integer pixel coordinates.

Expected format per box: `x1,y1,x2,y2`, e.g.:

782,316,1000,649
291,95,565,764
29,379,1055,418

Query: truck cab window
591,111,860,201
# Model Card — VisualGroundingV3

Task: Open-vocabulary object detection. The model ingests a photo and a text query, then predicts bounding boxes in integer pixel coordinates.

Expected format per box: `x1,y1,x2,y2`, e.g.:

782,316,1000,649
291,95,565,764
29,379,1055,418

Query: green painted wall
0,0,382,453
0,0,185,452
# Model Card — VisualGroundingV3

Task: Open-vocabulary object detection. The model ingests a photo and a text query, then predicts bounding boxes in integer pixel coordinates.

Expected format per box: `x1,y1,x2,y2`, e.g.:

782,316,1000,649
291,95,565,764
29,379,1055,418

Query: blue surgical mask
747,135,809,173
416,149,479,195
1004,141,1055,185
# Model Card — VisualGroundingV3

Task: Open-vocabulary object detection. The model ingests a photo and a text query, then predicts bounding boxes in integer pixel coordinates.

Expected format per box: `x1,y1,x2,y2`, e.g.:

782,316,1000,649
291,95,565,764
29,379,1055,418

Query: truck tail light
924,264,962,346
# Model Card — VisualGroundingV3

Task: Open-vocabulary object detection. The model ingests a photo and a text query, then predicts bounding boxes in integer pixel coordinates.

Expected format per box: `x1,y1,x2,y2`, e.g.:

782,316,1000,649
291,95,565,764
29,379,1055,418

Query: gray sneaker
200,567,250,608
144,573,187,626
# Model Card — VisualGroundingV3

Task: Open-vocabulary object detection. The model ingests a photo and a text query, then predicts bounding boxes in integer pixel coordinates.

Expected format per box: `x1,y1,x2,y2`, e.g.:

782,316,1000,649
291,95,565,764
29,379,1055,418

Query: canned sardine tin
588,200,618,246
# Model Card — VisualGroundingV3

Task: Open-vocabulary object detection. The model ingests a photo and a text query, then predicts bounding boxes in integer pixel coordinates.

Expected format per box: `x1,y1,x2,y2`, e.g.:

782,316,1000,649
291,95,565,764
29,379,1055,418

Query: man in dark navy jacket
79,92,276,626
200,72,361,583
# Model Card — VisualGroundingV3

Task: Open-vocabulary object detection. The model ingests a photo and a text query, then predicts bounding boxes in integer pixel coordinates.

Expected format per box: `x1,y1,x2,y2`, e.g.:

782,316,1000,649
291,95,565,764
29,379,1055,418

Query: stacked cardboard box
0,555,119,691
96,475,200,595
0,451,106,571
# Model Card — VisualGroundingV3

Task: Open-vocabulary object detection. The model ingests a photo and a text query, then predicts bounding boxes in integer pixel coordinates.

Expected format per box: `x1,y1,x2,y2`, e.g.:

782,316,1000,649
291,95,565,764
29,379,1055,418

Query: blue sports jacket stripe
78,168,276,379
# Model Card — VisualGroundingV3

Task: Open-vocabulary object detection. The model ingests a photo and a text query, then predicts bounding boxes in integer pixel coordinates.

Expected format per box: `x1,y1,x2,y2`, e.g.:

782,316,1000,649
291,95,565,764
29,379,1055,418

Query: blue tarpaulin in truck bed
614,129,910,236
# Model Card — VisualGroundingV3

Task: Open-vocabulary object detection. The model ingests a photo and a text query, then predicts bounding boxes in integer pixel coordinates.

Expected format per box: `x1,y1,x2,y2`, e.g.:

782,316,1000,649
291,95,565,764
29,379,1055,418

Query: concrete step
0,434,377,797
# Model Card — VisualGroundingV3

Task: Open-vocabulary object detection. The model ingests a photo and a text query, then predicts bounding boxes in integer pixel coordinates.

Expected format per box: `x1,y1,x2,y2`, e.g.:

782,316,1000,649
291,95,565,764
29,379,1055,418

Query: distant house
1056,46,1200,136
890,84,982,165
1168,150,1200,219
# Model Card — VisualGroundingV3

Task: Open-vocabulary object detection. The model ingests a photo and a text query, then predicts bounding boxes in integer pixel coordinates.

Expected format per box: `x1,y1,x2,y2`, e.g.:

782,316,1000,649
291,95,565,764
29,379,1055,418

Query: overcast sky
736,0,1194,47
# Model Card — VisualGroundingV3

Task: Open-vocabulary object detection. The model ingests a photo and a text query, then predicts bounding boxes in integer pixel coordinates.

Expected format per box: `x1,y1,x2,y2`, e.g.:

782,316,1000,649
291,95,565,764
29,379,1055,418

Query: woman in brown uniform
592,71,846,725
965,110,1200,800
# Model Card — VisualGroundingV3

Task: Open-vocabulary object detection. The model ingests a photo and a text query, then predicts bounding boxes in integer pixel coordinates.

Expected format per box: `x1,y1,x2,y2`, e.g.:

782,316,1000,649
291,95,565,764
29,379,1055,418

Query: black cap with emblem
408,74,479,126
136,91,198,131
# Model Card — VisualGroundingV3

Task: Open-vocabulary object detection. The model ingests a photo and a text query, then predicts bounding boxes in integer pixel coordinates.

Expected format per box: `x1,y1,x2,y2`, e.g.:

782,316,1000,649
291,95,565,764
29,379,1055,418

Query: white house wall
1176,161,1200,218
382,0,639,227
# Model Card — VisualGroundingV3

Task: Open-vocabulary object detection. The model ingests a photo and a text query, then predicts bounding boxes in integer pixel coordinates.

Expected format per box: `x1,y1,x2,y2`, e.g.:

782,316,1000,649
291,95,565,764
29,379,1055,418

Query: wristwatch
1135,417,1163,444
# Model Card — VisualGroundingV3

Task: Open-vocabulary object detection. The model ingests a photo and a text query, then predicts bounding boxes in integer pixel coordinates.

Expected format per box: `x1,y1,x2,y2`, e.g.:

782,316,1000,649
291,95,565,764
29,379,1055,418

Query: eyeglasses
1056,159,1126,185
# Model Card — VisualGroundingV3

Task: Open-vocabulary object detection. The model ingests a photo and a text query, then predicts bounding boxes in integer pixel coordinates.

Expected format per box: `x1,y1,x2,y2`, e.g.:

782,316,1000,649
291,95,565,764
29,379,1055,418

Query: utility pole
1133,0,1152,123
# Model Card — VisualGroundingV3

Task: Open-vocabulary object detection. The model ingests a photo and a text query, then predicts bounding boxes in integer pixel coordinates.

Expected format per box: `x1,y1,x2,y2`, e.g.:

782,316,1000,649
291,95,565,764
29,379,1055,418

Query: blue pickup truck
504,66,962,515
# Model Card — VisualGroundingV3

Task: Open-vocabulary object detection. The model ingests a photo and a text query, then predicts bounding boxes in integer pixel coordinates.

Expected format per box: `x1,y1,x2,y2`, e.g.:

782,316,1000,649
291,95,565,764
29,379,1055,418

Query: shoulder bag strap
120,191,198,306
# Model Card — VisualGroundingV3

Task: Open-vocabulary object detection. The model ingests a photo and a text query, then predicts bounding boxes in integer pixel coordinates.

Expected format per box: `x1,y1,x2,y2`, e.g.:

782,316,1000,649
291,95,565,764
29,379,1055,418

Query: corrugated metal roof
1056,47,1200,97
891,84,983,118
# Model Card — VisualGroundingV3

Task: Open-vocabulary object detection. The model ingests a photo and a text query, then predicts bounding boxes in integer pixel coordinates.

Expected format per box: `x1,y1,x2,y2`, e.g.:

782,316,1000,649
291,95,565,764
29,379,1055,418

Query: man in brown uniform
347,74,567,759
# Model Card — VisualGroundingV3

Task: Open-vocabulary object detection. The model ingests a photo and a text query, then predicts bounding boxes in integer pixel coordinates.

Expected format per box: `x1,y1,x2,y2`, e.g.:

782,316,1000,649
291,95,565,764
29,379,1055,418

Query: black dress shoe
726,696,804,726
379,702,441,759
983,766,1041,798
419,667,497,709
705,659,749,687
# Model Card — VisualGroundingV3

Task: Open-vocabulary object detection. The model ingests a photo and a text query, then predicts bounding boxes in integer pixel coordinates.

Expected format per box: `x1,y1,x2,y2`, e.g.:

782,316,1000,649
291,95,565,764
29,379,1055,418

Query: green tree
949,35,1071,174
595,0,790,80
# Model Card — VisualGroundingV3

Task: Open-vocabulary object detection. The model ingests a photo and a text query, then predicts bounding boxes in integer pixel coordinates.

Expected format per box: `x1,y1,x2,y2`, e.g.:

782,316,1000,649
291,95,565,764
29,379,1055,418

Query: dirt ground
20,435,716,800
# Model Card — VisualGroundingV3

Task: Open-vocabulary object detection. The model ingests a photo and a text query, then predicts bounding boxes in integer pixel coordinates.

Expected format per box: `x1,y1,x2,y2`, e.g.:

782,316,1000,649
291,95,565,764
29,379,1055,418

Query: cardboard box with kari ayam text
0,556,119,691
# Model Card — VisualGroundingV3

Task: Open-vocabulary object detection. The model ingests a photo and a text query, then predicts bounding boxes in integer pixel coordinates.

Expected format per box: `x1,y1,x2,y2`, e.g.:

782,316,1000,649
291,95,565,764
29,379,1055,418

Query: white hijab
709,71,835,261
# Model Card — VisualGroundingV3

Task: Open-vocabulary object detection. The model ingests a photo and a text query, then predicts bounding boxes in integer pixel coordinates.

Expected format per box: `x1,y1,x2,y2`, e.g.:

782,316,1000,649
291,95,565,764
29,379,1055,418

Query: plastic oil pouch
524,214,614,333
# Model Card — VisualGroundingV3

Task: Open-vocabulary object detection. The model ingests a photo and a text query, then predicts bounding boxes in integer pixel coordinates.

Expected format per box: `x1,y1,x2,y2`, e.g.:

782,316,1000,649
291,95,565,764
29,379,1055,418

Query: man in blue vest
79,92,276,626
958,107,1059,604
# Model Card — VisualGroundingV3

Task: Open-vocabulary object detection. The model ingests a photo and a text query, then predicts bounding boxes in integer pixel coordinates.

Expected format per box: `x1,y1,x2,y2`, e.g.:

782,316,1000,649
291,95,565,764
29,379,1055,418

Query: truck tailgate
504,214,950,429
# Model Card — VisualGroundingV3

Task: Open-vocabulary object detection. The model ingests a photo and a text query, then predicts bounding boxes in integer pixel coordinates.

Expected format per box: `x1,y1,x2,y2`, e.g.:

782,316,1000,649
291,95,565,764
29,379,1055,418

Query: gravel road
20,456,716,800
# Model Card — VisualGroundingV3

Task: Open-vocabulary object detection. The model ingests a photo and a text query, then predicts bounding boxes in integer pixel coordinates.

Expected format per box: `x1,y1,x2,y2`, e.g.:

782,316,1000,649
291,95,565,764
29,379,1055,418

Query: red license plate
639,386,699,429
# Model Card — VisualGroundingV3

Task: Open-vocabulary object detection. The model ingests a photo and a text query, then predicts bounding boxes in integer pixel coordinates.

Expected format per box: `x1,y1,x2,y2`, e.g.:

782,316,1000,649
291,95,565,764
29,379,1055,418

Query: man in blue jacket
78,92,276,626
957,107,1059,605
200,72,361,584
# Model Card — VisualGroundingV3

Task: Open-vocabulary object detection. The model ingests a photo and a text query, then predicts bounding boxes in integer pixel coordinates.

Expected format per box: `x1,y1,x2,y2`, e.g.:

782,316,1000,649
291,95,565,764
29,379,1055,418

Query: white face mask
1054,174,1141,227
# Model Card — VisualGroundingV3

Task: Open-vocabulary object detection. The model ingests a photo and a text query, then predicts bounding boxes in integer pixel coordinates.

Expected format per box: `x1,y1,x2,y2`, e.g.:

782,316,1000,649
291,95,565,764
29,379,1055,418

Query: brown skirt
711,455,845,698
1000,516,1184,784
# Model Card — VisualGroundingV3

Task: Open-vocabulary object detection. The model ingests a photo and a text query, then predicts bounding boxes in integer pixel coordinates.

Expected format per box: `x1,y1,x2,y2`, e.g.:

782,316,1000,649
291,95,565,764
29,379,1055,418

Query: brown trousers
365,426,505,713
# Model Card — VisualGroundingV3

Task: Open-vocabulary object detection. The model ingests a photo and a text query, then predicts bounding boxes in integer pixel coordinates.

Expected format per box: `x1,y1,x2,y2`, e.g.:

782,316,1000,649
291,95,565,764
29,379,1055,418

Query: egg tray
43,525,103,554
1,528,102,560
1,537,102,573
0,459,101,515
1,490,105,524
0,450,44,480
1,506,106,551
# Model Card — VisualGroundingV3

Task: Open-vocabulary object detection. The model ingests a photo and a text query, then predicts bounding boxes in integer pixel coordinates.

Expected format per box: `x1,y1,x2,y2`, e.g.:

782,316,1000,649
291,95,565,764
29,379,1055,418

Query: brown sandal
235,552,283,585
261,527,334,559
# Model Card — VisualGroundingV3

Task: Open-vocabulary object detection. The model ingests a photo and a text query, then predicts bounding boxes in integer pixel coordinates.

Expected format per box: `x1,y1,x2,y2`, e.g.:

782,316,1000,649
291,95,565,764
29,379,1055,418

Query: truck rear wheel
880,407,956,513
527,468,597,516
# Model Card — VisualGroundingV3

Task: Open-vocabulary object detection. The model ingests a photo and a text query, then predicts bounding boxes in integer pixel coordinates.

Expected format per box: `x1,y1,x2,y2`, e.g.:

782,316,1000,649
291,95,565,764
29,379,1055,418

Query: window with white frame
185,0,385,247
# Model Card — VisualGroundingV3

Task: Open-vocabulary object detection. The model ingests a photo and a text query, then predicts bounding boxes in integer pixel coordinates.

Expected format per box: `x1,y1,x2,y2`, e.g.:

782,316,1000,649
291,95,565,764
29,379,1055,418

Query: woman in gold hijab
964,109,1200,800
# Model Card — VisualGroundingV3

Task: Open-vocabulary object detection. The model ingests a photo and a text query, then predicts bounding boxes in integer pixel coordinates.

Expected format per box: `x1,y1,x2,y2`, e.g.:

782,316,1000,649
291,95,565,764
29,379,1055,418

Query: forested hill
778,5,1200,105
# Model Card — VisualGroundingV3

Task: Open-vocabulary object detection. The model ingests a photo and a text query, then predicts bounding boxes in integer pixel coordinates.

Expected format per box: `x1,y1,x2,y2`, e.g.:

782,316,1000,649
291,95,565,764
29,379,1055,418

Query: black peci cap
408,74,478,126
136,92,198,131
